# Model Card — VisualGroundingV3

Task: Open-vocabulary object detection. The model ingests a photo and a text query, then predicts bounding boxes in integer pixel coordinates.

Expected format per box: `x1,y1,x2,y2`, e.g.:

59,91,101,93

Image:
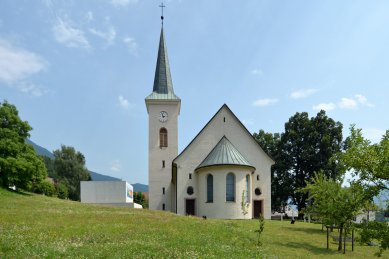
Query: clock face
159,111,168,122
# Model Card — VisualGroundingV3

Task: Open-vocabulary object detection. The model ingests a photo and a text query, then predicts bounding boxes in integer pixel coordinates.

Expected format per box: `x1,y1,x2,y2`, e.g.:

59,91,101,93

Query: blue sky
1,0,388,185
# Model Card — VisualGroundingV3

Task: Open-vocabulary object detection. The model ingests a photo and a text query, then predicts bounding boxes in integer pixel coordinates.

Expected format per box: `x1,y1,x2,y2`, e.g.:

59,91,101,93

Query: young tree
339,125,388,198
241,190,249,218
0,101,47,190
134,192,148,208
53,145,91,201
301,172,365,252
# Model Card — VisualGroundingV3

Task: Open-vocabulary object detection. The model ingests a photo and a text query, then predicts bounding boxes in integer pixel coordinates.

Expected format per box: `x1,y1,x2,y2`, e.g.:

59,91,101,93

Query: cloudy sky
1,0,388,185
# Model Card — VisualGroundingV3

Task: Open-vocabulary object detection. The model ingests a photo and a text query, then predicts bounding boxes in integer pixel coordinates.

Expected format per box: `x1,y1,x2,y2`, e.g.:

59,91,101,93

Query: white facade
172,105,274,219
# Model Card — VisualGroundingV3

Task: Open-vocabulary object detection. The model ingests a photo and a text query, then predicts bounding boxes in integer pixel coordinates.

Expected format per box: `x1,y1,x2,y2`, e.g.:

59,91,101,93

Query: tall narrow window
162,187,165,194
207,174,213,203
189,173,192,179
257,175,259,181
159,128,168,147
162,203,165,211
226,173,235,202
245,174,250,203
162,160,165,168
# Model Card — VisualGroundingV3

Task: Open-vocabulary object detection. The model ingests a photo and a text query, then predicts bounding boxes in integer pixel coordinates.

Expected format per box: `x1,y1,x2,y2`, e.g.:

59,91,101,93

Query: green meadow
0,188,381,258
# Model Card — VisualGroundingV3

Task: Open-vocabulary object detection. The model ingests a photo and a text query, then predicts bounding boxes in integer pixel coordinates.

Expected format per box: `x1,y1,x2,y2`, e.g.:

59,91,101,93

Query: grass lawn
0,188,383,258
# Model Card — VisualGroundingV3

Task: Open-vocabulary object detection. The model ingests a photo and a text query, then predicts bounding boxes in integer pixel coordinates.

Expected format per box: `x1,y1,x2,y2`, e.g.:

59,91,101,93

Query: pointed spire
146,27,179,100
153,28,173,94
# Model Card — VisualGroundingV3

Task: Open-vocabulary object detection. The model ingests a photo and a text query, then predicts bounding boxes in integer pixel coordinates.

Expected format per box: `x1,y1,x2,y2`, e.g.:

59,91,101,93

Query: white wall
81,181,131,204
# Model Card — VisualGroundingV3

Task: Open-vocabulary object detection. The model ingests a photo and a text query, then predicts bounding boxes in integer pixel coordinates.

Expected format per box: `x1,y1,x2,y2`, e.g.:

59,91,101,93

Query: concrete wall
174,105,273,219
81,181,133,204
146,100,180,212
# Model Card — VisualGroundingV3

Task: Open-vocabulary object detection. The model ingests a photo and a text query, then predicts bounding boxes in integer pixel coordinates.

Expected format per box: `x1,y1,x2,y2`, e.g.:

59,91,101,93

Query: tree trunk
338,225,343,251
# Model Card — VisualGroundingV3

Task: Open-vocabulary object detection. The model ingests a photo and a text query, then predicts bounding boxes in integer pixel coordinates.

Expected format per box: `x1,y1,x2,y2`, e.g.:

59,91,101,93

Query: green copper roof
196,136,255,171
146,28,179,101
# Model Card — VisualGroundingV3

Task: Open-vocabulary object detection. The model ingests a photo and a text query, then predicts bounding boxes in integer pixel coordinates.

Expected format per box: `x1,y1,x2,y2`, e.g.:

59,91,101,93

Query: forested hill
26,139,148,192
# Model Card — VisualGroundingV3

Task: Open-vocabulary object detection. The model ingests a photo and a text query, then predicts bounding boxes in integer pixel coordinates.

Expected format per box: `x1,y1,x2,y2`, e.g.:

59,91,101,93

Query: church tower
145,25,180,212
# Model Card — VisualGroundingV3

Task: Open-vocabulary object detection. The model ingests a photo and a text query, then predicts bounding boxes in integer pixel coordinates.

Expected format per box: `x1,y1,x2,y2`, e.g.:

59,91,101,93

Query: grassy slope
0,188,380,258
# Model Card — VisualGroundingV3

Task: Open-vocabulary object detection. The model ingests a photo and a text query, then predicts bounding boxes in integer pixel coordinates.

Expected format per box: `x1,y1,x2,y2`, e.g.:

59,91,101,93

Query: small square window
189,173,192,179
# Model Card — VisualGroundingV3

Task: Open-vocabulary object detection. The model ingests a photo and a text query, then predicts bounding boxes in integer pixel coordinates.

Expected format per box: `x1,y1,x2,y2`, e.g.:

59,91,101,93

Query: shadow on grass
285,226,324,235
277,241,339,255
3,187,33,196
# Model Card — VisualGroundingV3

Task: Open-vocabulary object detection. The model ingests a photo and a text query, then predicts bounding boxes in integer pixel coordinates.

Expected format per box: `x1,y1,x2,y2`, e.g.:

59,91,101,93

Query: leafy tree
53,145,91,201
359,221,389,257
56,182,68,199
301,172,365,252
134,192,148,208
0,101,47,190
254,111,343,214
338,125,388,198
282,111,343,215
34,180,56,197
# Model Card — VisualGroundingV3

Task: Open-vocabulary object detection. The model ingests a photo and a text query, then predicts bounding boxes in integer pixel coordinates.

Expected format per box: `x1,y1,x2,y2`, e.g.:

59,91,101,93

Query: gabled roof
196,136,255,171
173,104,275,165
146,28,180,101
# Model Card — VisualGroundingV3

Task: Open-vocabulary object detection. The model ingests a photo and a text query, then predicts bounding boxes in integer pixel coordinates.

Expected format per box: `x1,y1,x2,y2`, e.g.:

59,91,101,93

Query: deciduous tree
0,101,47,190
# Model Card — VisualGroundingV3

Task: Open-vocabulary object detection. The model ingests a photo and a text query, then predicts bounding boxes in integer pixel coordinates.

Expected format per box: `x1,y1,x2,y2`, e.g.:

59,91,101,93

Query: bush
34,181,56,197
56,182,68,199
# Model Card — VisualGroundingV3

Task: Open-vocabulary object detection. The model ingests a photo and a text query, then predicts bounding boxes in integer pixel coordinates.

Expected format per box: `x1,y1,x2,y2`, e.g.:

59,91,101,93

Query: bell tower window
159,128,168,147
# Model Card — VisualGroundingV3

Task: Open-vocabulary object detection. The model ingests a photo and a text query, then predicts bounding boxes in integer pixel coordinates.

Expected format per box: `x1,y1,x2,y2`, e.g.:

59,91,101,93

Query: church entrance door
253,200,262,218
185,199,195,216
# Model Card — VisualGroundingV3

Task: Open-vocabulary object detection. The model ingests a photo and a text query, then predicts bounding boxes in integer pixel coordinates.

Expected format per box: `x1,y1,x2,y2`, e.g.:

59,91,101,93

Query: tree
241,190,249,218
281,111,343,215
0,101,47,190
254,111,343,214
53,145,91,201
134,192,148,208
301,172,365,252
338,125,388,198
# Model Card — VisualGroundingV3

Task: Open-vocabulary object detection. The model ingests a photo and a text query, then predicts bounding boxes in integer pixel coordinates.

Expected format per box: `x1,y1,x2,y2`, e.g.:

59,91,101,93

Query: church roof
146,28,180,101
196,136,255,171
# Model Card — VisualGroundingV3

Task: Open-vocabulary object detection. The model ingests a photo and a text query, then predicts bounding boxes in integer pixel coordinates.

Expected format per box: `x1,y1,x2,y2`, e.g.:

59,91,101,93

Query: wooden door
253,200,262,218
186,199,195,216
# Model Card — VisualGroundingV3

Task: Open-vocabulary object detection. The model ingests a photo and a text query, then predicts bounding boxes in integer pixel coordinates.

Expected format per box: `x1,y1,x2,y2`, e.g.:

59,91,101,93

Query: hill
0,188,379,258
26,139,148,191
26,139,54,159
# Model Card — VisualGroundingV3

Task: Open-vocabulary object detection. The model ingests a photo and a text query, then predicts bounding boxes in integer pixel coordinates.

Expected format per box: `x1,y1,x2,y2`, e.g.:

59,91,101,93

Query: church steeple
146,27,179,100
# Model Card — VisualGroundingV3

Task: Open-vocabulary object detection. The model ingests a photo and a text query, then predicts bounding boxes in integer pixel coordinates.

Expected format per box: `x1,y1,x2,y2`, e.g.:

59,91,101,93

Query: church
145,24,274,219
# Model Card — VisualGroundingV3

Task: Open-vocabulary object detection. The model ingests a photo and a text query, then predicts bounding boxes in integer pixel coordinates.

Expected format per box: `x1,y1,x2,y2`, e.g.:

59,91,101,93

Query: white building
80,181,142,208
145,25,274,219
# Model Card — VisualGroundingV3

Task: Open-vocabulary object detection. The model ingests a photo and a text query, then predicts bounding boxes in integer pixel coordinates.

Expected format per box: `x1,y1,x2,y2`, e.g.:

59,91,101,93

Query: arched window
207,174,213,203
226,173,235,202
159,128,168,147
245,174,250,203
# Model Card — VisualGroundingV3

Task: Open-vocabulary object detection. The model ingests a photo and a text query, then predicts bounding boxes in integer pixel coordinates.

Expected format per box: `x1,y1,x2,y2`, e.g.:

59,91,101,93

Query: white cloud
252,98,278,107
0,39,48,96
123,37,138,55
290,88,318,99
338,97,357,109
312,102,336,111
363,128,386,143
118,95,131,109
355,94,374,107
89,27,116,45
52,18,90,49
85,11,94,22
242,119,254,126
110,0,138,7
110,160,121,172
251,68,263,75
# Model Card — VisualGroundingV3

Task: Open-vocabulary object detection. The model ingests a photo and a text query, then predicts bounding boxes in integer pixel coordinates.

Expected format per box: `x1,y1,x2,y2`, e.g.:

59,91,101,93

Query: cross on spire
159,2,165,25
